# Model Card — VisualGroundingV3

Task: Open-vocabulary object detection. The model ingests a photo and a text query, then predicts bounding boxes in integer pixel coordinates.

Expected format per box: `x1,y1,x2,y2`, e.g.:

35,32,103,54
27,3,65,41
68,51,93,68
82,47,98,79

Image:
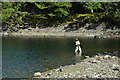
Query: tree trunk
91,9,93,13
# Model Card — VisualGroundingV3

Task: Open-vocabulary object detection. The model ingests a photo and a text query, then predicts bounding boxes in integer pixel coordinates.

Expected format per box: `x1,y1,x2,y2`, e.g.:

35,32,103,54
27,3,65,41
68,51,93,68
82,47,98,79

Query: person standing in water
75,38,82,56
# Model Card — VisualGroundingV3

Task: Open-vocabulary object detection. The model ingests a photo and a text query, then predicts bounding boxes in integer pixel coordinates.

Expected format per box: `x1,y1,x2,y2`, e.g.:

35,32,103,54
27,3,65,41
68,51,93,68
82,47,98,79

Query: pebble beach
33,51,120,78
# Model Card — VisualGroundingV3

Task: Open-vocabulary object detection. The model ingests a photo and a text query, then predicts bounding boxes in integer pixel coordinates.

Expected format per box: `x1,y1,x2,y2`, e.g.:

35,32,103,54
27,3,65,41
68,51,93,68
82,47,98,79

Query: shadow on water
2,36,120,78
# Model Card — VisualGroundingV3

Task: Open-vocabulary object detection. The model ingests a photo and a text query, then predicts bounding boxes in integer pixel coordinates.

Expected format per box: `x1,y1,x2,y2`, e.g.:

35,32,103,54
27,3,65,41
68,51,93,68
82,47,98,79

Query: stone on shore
34,72,41,77
4,32,8,36
33,51,120,78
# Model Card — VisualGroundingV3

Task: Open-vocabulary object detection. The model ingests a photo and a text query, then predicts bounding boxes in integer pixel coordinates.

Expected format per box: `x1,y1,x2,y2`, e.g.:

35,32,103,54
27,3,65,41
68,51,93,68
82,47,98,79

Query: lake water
2,36,120,78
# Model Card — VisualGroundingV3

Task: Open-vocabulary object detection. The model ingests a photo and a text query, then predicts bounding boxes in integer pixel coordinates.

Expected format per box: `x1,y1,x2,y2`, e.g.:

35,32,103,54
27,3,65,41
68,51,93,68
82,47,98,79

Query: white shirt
75,40,80,46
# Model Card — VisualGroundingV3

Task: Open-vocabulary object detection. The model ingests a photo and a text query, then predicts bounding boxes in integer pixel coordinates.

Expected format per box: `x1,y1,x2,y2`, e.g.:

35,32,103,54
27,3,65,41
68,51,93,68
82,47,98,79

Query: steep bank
33,51,120,78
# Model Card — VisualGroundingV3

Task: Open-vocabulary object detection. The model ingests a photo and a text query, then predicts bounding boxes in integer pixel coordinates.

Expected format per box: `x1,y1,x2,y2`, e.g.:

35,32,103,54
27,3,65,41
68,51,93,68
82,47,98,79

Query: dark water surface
2,36,120,78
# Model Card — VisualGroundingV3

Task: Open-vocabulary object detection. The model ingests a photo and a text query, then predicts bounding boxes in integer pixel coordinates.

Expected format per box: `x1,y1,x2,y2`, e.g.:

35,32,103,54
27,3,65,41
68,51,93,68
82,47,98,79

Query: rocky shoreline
1,23,120,38
33,51,120,78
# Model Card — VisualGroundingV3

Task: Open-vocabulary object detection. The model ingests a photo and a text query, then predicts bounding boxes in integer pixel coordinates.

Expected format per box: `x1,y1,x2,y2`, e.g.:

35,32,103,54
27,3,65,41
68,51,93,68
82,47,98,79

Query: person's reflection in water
75,38,82,56
74,54,83,63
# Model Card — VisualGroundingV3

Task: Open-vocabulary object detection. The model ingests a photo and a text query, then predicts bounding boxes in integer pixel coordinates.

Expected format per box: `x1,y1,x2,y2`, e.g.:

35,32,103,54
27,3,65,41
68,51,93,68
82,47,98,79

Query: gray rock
85,56,90,58
47,73,51,76
103,55,111,59
94,74,102,78
111,56,117,59
112,64,119,71
4,32,8,36
34,72,41,77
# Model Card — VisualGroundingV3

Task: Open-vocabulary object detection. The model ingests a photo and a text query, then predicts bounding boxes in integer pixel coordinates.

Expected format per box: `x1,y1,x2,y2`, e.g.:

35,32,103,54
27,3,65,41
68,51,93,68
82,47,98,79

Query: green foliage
53,2,72,8
32,2,72,24
73,14,94,18
70,12,105,23
102,2,120,25
35,14,47,19
48,13,56,17
0,3,2,21
1,2,120,27
84,2,102,13
112,3,120,25
113,9,120,25
34,3,48,9
55,8,69,16
85,2,101,9
34,2,71,17
2,2,28,25
53,3,71,18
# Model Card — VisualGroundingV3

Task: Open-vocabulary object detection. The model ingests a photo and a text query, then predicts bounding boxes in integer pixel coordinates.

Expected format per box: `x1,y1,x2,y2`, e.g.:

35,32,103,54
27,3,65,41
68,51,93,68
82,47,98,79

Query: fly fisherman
75,38,82,56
